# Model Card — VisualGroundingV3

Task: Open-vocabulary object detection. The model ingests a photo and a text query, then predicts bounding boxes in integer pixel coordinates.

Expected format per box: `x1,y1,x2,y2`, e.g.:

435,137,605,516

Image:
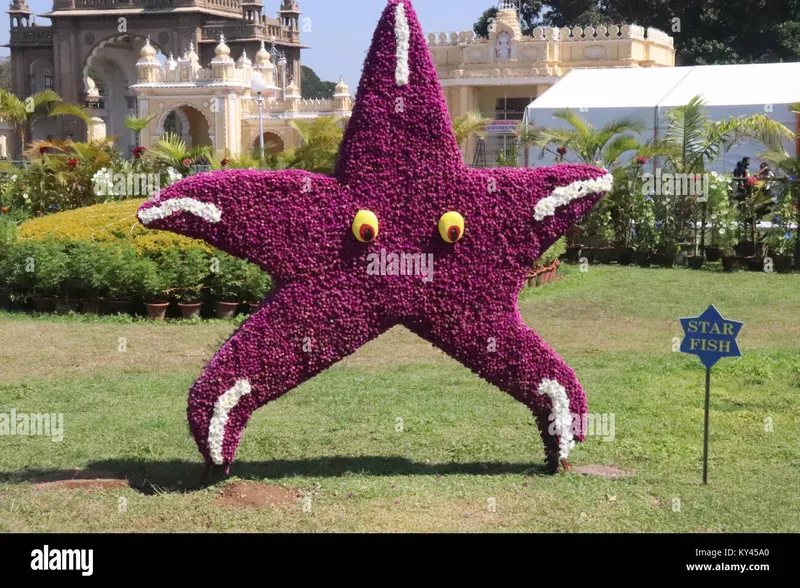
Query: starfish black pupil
448,226,460,242
360,225,374,241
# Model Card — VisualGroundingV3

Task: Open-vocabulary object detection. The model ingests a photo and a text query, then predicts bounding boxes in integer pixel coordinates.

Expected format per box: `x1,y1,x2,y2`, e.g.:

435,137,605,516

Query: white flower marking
537,378,575,461
534,173,614,221
395,3,410,87
137,197,223,225
208,379,252,465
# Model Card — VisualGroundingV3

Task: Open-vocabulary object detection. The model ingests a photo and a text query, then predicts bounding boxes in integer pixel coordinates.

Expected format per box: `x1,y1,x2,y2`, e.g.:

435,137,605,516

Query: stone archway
84,34,164,155
251,131,285,155
158,104,212,148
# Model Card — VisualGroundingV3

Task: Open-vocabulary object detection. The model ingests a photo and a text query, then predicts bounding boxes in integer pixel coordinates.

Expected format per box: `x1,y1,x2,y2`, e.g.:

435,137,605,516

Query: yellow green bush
17,199,211,253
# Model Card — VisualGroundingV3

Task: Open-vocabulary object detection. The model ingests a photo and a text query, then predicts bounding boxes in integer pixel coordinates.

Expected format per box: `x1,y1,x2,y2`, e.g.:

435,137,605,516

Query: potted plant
210,253,248,318
173,247,210,319
32,241,69,313
96,244,149,314
142,257,175,321
3,241,40,310
765,192,795,273
241,262,271,314
61,242,102,314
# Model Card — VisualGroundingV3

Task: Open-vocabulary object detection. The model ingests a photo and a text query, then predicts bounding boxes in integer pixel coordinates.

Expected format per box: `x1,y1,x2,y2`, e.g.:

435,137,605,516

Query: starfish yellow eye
352,210,379,243
438,211,465,243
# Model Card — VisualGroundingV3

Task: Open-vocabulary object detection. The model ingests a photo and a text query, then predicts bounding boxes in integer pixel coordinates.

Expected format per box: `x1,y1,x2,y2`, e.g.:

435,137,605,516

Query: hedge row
0,239,272,305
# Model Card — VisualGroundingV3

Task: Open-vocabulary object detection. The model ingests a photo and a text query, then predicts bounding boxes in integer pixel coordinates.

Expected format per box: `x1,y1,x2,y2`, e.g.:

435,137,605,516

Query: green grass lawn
1,265,798,532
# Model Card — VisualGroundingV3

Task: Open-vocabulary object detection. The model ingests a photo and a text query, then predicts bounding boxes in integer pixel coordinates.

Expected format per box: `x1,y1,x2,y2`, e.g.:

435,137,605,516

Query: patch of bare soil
213,481,297,509
573,464,631,479
33,470,130,490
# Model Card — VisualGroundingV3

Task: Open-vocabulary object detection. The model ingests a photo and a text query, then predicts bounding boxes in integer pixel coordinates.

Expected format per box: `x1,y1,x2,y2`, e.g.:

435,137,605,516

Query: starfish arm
470,164,613,264
406,305,588,472
337,0,464,185
187,279,390,466
136,169,351,282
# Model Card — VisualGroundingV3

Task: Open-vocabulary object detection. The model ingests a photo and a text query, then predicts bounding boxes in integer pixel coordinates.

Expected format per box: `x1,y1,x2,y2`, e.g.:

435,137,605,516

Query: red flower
556,147,567,156
182,158,192,167
221,158,229,167
38,146,47,154
67,159,78,167
133,146,147,159
635,156,648,165
1,207,8,213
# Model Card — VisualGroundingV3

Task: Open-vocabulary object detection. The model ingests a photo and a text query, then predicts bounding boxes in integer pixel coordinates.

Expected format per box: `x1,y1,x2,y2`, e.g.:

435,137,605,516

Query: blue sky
0,0,496,87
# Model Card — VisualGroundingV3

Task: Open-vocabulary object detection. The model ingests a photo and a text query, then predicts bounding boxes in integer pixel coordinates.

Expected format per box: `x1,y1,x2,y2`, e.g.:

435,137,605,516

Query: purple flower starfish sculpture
137,0,612,478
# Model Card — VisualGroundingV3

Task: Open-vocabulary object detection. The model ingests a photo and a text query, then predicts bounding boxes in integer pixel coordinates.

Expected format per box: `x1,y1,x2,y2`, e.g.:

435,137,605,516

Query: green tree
286,116,345,174
452,110,491,147
300,66,337,100
0,89,91,155
124,114,156,148
475,1,800,64
0,58,13,93
474,1,545,38
654,95,794,174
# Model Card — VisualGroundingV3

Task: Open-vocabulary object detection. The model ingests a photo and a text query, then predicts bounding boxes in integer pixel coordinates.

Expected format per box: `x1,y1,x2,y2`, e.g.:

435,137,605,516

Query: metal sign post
679,305,743,484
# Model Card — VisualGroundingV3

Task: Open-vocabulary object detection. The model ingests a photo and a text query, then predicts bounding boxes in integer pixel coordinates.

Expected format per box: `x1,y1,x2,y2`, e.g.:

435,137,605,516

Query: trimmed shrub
17,200,211,254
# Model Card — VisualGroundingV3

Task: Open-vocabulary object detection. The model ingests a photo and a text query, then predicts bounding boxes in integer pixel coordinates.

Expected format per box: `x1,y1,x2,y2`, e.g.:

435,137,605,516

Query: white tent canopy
524,62,800,172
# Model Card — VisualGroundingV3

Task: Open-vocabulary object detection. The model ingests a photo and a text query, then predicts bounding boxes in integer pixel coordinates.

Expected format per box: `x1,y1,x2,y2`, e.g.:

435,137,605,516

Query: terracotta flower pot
215,301,239,319
145,302,170,321
704,247,722,262
539,269,550,284
81,298,101,314
104,299,132,315
31,297,55,313
722,255,738,272
179,302,203,320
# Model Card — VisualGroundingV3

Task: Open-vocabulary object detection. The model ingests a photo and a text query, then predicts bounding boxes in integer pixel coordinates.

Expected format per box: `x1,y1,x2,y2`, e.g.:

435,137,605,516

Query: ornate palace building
428,2,675,163
3,0,673,163
3,0,353,157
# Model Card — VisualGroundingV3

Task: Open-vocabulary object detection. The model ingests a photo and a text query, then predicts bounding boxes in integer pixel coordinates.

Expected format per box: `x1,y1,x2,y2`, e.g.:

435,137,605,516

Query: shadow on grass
0,457,550,494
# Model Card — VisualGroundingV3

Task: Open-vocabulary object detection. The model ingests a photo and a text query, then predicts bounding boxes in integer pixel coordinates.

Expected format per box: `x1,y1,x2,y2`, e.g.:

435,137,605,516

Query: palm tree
657,95,796,251
124,114,156,148
286,115,345,174
520,109,645,168
452,110,491,147
148,132,213,175
656,95,794,173
0,89,91,157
